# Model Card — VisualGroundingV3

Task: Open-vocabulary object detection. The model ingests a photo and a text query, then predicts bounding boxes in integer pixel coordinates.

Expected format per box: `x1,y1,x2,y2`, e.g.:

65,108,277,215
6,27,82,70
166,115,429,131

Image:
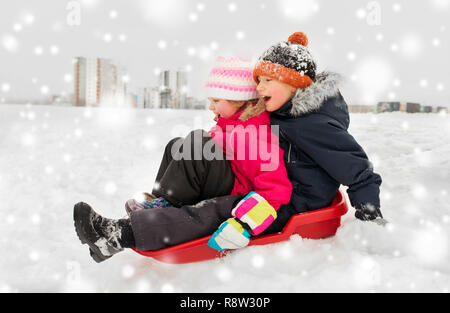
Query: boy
255,32,384,233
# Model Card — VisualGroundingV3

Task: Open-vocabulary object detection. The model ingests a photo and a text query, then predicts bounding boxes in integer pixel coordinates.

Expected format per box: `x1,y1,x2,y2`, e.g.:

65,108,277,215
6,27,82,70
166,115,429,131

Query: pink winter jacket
208,105,292,211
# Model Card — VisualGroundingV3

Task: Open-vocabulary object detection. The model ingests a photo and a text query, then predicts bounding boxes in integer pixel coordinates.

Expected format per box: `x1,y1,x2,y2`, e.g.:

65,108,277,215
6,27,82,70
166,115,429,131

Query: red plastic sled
133,190,348,264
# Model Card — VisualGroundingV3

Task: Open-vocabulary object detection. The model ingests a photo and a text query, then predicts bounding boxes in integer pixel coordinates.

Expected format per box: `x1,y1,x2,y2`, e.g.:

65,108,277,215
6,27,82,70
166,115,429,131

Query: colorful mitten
232,191,277,236
207,218,251,251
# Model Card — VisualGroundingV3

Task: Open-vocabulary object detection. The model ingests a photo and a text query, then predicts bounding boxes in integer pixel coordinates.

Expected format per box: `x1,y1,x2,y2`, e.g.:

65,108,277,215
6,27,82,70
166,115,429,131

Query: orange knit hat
253,32,317,89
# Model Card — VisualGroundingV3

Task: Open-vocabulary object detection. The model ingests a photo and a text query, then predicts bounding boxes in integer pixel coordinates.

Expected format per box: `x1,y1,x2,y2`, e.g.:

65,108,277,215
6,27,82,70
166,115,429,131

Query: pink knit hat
205,56,259,101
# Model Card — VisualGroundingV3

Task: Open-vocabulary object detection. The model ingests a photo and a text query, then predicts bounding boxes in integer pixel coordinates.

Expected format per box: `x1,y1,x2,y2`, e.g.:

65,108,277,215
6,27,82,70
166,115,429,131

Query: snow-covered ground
0,103,449,293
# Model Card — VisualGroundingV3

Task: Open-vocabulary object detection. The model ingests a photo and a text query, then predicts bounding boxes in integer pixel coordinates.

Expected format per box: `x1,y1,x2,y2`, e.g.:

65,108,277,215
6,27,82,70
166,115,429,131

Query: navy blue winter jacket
267,72,382,229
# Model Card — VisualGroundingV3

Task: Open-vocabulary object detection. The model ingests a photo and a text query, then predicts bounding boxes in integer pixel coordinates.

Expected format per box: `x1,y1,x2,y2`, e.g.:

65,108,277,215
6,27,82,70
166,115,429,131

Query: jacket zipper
280,129,293,164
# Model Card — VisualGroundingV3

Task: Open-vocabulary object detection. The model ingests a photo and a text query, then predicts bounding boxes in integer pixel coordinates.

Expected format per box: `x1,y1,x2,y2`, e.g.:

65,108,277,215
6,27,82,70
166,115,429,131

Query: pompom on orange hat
253,32,317,89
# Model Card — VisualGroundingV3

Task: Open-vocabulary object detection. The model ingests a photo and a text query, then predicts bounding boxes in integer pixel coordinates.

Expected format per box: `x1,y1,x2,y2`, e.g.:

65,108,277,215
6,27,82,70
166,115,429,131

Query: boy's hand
207,218,251,251
355,203,385,224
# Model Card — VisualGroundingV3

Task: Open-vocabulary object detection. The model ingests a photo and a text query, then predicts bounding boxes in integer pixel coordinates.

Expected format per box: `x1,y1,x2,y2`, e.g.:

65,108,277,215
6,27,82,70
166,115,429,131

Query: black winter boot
73,202,135,263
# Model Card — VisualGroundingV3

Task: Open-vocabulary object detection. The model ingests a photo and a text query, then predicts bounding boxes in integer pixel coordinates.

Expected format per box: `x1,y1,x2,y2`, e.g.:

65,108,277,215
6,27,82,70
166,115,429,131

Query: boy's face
256,76,297,112
208,98,244,120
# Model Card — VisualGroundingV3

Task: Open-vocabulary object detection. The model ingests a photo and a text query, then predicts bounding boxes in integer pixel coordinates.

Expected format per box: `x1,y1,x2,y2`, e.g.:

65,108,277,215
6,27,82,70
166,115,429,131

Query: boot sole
73,202,112,263
89,247,110,263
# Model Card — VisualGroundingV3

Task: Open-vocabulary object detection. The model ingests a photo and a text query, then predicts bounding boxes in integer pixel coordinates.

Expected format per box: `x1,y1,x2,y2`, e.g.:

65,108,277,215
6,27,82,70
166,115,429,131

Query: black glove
355,203,383,221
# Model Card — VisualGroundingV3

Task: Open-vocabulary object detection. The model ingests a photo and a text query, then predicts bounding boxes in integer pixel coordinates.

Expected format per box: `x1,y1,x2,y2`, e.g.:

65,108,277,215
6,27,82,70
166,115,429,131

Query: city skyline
0,0,449,107
73,56,201,109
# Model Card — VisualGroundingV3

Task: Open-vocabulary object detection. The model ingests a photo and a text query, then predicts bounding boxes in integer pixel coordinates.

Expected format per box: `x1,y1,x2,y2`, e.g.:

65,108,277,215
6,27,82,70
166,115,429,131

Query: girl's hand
207,218,251,251
232,191,277,236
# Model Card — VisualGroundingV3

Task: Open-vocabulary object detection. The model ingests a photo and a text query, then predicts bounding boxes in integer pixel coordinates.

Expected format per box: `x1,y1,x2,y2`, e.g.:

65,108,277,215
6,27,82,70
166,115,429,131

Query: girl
73,57,292,262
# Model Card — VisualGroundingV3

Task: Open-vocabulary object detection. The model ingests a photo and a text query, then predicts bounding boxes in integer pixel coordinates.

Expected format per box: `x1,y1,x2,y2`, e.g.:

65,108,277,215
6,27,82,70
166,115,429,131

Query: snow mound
0,104,449,292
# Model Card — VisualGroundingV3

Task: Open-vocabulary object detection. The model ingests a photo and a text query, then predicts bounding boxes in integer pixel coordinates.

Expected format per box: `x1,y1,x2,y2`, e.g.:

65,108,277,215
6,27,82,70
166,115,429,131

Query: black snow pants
151,129,235,207
130,129,243,251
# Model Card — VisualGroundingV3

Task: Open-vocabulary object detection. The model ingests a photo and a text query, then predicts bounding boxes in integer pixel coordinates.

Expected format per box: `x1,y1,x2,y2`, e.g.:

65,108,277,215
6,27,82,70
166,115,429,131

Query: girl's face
208,98,244,120
256,76,297,112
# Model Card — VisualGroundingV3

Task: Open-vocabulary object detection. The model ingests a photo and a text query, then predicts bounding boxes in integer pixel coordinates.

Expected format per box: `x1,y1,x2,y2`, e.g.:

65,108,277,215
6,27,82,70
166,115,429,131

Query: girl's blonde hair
236,98,266,122
228,98,259,107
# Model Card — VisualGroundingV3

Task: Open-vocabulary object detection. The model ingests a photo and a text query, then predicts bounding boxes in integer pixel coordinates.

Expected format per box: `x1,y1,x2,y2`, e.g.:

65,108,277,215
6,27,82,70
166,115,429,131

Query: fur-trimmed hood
268,70,382,214
280,71,343,117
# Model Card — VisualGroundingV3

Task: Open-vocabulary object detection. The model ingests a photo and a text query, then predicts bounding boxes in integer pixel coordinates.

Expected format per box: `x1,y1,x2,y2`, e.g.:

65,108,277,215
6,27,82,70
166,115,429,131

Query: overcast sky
0,0,449,107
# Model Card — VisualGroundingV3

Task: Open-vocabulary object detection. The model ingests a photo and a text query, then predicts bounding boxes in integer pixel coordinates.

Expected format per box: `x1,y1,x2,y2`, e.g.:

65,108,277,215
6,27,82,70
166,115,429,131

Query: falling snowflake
276,243,292,259
412,183,428,199
280,0,319,21
354,57,393,104
13,23,23,32
34,46,44,55
45,165,54,175
236,31,245,40
6,214,16,224
135,279,151,293
187,47,196,56
2,34,19,52
50,45,60,55
355,8,366,19
64,74,73,83
138,0,188,27
109,10,118,19
215,266,232,282
432,38,441,47
251,255,265,268
103,33,112,43
63,154,72,163
197,45,212,60
161,283,174,293
197,3,205,11
74,128,83,138
188,12,198,22
430,0,450,10
1,83,10,92
347,52,356,61
400,34,423,60
40,85,50,95
21,133,35,146
351,255,381,289
210,41,219,50
157,40,167,50
392,3,402,12
23,13,35,25
31,214,41,225
228,3,237,12
122,75,130,83
104,182,117,195
29,251,40,262
121,265,135,278
410,223,448,265
419,79,428,88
